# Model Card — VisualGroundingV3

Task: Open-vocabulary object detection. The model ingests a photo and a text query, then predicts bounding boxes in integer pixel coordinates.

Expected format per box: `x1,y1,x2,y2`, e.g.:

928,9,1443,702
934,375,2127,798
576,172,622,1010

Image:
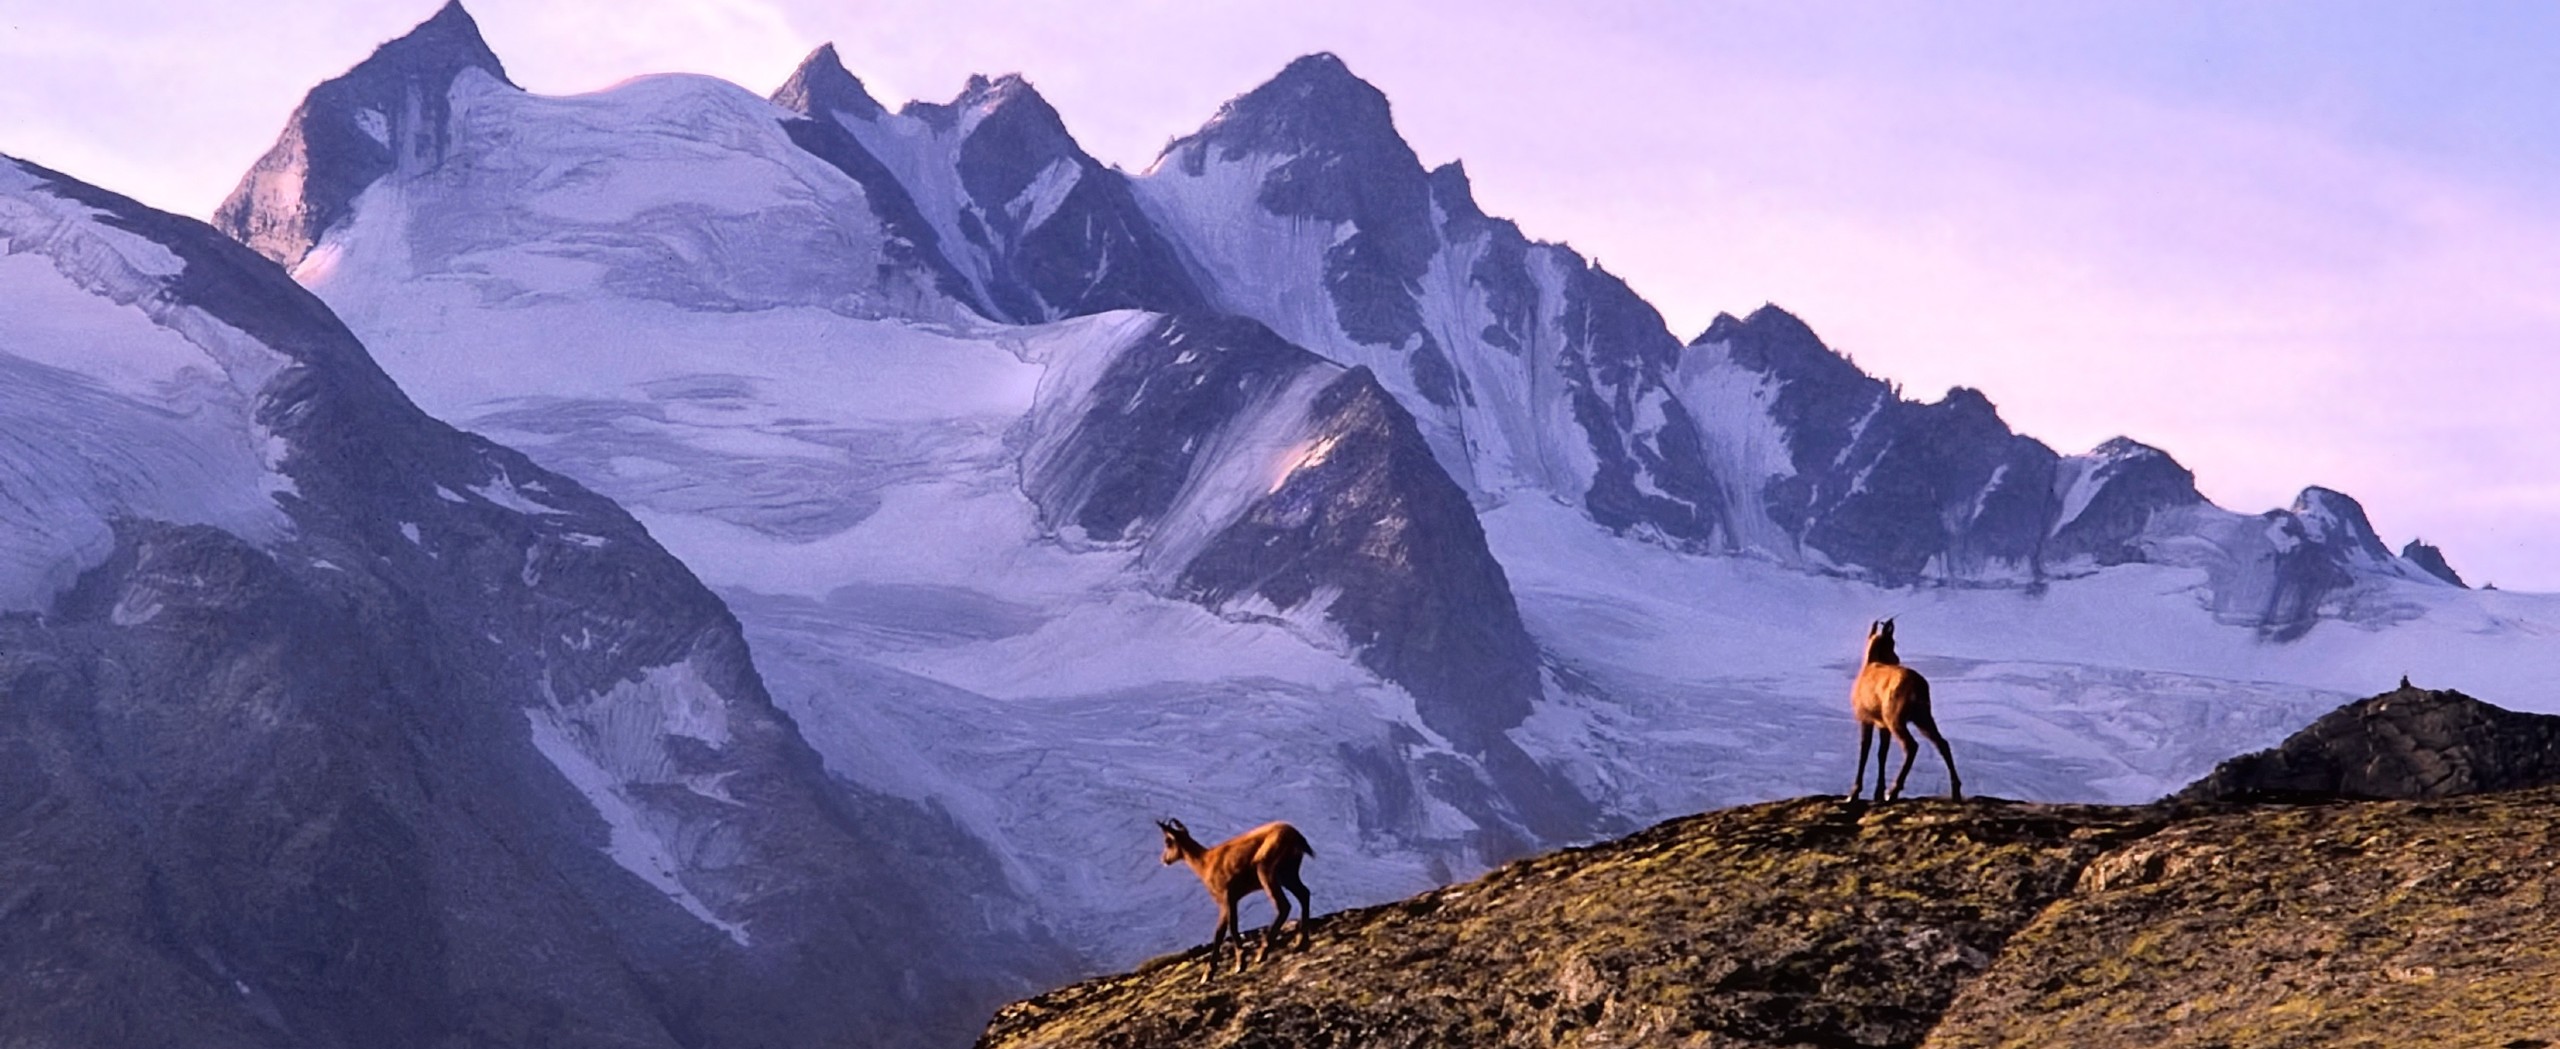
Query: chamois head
1156,818,1194,866
1864,618,1900,665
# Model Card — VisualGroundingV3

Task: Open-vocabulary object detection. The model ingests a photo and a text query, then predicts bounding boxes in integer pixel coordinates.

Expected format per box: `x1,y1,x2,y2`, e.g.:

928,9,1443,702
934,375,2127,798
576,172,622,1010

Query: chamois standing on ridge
1848,618,1963,801
1156,818,1315,980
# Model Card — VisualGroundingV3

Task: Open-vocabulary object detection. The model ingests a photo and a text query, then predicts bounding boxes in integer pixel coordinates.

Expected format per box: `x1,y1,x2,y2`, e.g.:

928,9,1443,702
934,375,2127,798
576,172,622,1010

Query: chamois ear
1881,617,1896,635
1167,818,1187,835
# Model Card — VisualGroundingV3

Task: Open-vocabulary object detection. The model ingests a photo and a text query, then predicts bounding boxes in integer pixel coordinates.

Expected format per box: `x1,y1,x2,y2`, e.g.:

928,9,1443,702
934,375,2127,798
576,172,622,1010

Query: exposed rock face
1136,54,1714,551
1686,306,2186,585
2044,437,2204,565
214,1,510,268
1680,309,2458,633
772,46,981,309
979,780,2560,1049
2,156,1063,1049
2401,538,2469,587
2175,685,2560,802
1020,313,1592,849
776,48,1207,323
1128,57,2459,618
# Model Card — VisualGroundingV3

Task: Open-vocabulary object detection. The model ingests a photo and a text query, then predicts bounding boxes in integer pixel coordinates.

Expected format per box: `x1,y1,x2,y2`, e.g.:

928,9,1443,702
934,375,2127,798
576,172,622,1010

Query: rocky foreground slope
979,687,2560,1049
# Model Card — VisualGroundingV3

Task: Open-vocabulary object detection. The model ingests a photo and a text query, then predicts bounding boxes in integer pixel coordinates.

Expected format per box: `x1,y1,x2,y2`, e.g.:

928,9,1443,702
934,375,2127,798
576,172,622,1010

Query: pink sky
5,1,2556,589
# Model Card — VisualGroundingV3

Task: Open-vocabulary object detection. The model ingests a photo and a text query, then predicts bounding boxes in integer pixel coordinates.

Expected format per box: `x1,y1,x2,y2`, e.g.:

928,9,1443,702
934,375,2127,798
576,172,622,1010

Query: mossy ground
976,798,2162,1049
1926,789,2560,1048
981,790,2560,1048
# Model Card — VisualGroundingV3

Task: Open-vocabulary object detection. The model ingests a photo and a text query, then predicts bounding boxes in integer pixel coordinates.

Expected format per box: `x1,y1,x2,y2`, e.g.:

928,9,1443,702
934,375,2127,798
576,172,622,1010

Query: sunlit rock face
214,1,511,270
1021,311,1592,850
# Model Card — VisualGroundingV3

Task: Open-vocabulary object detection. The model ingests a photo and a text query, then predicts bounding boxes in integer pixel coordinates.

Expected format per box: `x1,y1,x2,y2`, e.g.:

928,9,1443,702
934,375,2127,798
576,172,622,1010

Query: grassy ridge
979,791,2560,1048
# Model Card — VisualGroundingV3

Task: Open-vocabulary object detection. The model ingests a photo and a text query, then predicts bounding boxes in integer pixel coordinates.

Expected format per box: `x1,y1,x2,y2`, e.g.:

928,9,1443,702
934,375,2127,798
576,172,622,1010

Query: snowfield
0,159,295,612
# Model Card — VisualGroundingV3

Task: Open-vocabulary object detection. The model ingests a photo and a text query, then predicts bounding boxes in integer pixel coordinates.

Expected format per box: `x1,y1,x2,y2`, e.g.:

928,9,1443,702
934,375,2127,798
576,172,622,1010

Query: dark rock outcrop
772,47,979,307
215,2,510,268
2401,538,2468,588
2175,684,2560,802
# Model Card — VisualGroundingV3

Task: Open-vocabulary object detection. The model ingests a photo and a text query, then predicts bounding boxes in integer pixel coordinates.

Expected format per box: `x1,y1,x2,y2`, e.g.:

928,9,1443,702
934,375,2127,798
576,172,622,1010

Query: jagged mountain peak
2086,435,2174,463
772,42,883,121
212,0,517,267
898,71,1061,133
1693,302,1868,390
1695,302,1821,347
2287,485,2394,561
1163,51,1412,167
350,0,512,90
1424,159,1479,215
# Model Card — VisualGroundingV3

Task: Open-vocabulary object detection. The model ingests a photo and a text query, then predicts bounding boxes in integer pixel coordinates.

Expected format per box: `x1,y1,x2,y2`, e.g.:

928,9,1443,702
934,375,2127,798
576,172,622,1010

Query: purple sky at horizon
5,1,2557,589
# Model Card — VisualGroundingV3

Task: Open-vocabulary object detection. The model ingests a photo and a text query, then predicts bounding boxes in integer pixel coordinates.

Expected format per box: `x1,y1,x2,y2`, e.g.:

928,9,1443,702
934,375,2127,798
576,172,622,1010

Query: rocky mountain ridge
213,6,2466,633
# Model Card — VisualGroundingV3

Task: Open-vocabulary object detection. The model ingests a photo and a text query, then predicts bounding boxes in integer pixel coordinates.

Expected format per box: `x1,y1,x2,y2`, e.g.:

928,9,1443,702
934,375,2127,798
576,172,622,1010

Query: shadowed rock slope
980,697,2560,1049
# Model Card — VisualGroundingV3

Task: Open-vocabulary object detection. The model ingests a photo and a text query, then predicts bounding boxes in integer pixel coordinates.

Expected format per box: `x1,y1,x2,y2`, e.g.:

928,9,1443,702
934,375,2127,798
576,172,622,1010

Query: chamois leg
1256,875,1292,964
1849,722,1874,800
1914,712,1962,800
1203,899,1238,983
1285,876,1313,947
1886,723,1921,801
1871,726,1894,801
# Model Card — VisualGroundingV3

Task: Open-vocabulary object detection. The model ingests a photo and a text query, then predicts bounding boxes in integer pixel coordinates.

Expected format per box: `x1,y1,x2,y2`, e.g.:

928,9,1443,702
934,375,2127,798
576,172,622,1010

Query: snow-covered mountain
1128,55,2466,635
0,152,1061,1047
208,4,1591,986
27,2,2545,1044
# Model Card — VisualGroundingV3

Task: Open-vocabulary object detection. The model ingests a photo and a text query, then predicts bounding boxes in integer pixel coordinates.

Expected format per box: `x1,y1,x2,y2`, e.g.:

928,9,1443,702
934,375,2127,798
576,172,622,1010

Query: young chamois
1849,618,1963,801
1156,818,1315,980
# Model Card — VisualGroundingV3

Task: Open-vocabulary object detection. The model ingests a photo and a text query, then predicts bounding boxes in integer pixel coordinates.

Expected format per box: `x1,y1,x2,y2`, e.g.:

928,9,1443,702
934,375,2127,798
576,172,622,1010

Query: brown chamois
1156,817,1315,980
1848,618,1963,801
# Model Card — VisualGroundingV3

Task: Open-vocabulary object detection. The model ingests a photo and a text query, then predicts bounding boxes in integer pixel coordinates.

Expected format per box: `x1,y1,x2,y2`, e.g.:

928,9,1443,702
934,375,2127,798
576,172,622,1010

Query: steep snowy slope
0,154,1061,1049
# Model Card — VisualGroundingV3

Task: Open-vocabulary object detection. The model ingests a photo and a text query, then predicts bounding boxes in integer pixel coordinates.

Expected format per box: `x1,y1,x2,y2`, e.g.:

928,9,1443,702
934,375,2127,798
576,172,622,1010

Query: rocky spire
213,1,513,267
771,42,884,121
